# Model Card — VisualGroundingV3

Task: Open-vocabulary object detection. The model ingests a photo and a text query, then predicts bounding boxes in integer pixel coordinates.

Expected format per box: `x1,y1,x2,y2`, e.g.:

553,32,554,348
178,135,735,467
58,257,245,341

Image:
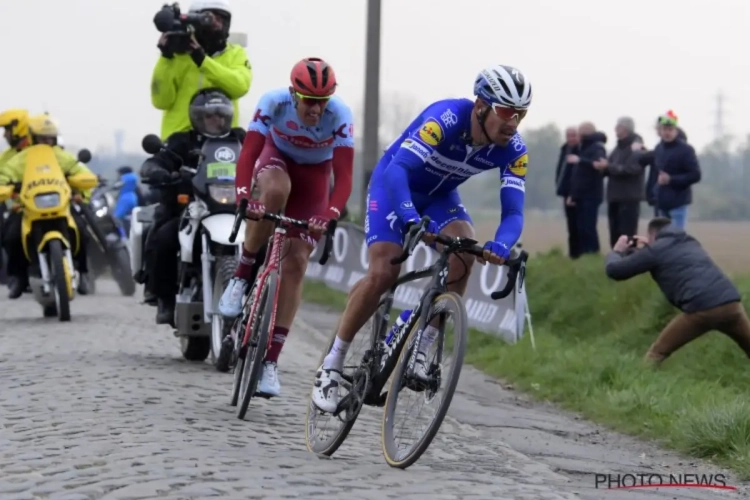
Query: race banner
306,222,529,343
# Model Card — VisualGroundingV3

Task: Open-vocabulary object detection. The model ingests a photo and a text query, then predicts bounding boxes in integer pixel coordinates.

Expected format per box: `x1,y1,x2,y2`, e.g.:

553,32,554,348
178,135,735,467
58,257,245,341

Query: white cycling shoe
312,366,343,413
218,277,248,318
256,362,281,398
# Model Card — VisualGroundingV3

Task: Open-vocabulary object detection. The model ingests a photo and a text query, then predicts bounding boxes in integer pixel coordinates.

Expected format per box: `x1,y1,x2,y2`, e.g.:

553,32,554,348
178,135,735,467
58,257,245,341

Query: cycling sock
265,326,289,363
234,248,257,280
323,336,351,371
417,325,440,355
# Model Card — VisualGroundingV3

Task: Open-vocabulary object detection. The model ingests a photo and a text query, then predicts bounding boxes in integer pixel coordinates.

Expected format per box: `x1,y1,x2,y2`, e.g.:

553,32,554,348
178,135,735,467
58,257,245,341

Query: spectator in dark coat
641,112,698,228
555,126,581,258
605,217,750,365
567,122,607,255
594,117,646,248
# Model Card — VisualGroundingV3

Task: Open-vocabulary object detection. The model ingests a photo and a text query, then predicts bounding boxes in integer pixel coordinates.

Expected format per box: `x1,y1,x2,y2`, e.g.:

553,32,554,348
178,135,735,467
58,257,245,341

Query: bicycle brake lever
318,218,338,266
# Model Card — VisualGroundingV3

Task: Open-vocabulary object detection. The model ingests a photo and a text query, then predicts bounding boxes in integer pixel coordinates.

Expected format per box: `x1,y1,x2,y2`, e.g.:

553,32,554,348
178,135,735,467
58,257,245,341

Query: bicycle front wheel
237,272,277,420
381,291,468,469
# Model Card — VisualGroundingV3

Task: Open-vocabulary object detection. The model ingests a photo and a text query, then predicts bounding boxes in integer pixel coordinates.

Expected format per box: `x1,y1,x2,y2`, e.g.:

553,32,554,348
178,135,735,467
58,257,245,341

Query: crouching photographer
151,0,252,140
605,217,750,365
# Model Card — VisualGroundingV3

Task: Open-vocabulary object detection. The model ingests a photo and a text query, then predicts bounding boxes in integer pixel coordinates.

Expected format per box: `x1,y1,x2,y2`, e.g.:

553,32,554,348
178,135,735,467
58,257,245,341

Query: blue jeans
657,205,688,230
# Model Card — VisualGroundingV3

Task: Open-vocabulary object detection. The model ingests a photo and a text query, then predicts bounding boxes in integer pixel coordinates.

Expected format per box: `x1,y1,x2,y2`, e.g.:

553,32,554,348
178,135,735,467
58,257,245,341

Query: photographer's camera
153,3,212,54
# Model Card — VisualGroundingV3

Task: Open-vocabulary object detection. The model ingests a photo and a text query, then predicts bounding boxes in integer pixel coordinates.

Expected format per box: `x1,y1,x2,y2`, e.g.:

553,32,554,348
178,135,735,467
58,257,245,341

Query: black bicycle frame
353,217,528,408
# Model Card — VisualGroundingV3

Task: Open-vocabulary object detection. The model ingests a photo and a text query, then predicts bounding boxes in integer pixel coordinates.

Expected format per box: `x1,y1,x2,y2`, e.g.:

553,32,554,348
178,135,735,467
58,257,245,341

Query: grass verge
302,248,750,479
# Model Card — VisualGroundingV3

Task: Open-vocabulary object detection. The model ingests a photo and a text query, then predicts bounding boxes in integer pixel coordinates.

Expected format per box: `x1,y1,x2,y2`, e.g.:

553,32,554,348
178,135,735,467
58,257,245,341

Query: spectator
642,111,700,229
604,217,750,365
641,115,689,217
113,166,140,234
594,117,646,248
150,0,252,140
568,122,607,255
555,126,581,258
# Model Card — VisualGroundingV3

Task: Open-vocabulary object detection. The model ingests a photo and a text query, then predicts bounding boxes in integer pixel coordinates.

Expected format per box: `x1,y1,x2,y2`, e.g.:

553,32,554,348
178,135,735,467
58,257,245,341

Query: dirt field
475,212,749,274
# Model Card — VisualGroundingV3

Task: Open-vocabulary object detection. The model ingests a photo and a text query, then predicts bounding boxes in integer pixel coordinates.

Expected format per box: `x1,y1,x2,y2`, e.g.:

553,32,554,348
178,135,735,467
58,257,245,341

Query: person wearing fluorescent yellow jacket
0,114,98,298
0,109,32,172
151,0,252,140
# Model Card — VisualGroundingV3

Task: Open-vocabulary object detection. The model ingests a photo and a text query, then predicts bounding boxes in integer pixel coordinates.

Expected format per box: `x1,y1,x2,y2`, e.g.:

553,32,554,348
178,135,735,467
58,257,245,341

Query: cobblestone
0,281,741,499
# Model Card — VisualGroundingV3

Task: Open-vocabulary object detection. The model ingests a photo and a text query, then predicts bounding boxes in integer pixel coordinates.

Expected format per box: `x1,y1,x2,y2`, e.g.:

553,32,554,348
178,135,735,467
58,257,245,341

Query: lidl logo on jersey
509,153,528,177
418,119,444,146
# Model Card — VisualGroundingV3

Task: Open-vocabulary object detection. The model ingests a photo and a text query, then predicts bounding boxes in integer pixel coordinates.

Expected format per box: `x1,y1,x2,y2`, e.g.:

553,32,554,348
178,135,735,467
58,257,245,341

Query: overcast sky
2,0,747,153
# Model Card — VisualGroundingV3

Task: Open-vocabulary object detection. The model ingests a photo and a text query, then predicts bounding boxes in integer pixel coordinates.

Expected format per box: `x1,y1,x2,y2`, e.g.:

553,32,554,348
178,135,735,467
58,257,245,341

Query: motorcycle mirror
77,149,92,164
142,134,164,155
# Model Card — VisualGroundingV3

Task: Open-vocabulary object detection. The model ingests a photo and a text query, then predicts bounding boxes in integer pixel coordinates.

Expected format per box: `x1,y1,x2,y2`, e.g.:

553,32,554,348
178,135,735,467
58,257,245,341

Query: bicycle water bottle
384,309,412,347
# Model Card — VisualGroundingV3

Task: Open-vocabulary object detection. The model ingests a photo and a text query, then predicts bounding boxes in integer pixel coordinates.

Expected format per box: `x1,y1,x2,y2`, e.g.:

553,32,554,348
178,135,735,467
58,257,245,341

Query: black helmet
189,89,233,138
117,165,134,176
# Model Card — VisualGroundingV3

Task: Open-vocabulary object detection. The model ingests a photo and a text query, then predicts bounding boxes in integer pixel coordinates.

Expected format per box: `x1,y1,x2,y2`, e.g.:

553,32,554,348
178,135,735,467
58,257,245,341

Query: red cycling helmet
290,58,337,97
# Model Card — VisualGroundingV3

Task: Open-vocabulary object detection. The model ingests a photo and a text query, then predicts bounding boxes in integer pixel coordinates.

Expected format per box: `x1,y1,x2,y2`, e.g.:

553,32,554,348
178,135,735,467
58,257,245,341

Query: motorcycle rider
0,109,32,171
113,166,140,234
0,114,98,298
151,0,252,140
140,88,245,324
0,109,32,277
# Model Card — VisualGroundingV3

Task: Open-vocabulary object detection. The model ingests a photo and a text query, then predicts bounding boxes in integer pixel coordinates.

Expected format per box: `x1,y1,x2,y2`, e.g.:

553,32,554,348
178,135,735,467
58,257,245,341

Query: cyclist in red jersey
218,58,354,397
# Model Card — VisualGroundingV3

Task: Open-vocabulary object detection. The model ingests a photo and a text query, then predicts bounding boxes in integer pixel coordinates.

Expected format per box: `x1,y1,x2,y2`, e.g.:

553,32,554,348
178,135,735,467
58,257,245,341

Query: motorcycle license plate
206,162,236,180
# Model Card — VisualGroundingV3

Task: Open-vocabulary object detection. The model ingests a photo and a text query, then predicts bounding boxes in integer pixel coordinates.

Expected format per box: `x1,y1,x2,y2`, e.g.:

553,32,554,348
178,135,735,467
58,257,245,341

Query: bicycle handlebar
229,198,338,266
390,215,529,301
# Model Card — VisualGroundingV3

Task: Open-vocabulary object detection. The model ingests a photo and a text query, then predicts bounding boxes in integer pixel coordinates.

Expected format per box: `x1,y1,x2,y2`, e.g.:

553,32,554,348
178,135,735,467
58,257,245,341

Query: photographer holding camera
605,217,750,365
151,0,252,140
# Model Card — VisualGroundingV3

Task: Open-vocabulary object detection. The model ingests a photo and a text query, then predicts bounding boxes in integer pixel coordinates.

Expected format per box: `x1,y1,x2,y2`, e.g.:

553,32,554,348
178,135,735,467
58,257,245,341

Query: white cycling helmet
474,65,532,109
189,0,231,16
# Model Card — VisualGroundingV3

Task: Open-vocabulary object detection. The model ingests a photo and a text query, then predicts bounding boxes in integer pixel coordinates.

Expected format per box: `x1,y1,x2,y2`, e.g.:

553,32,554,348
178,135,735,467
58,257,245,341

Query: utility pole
713,90,725,141
359,0,382,220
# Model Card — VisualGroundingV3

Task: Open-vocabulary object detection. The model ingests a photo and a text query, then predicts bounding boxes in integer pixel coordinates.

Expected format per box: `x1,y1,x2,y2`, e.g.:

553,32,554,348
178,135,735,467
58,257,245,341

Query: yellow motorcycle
0,144,96,321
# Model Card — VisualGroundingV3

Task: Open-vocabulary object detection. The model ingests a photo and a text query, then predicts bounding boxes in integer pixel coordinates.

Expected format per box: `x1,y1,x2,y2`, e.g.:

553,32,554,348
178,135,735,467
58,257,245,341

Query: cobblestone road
0,281,743,499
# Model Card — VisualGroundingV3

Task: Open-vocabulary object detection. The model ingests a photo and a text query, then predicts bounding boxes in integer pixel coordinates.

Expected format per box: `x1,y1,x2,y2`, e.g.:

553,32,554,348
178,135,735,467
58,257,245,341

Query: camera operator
140,89,245,324
151,0,252,140
605,217,750,365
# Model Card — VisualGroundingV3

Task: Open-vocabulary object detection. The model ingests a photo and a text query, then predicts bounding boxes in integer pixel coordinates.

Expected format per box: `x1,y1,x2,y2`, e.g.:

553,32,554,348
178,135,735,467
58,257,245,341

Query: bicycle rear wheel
381,292,468,469
237,272,277,420
305,301,387,456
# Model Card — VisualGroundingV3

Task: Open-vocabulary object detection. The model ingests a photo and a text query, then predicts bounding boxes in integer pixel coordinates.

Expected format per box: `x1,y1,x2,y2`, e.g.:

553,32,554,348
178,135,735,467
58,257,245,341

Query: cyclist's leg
412,193,475,379
313,183,403,411
219,141,291,318
256,161,330,397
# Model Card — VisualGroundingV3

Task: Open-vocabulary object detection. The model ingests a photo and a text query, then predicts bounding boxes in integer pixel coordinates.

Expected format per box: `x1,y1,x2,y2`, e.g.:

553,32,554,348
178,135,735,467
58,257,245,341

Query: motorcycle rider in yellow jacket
0,114,98,298
0,109,32,178
151,0,252,140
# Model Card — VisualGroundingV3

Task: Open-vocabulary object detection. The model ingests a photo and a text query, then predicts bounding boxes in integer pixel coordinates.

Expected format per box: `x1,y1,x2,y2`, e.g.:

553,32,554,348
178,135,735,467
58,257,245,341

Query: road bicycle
227,198,336,419
305,216,528,468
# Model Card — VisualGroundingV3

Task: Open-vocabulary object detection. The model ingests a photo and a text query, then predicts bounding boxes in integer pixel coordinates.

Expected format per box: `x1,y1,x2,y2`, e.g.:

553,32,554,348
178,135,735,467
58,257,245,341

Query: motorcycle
130,133,245,365
79,161,135,297
0,144,97,320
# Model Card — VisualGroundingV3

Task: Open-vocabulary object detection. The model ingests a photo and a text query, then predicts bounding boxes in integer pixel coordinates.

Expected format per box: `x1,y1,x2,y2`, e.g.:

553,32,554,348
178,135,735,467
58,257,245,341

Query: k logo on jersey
509,153,528,177
418,119,444,146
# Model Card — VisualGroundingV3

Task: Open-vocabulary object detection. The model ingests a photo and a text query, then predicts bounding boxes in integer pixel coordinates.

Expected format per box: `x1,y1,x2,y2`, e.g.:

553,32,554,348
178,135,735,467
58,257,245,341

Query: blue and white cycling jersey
247,88,355,165
366,98,527,248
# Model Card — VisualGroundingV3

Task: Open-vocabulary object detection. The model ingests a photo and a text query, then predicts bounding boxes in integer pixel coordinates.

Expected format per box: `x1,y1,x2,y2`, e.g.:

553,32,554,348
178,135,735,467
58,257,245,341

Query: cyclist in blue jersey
218,58,355,398
312,64,532,412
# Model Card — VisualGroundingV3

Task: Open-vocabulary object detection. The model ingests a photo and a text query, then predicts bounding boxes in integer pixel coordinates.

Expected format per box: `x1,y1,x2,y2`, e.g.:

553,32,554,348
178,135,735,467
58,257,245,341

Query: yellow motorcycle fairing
17,145,79,261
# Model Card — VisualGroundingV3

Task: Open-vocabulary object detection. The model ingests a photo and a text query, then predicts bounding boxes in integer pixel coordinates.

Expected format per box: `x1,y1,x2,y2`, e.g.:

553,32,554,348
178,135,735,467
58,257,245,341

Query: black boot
156,298,175,325
8,276,28,299
77,273,90,295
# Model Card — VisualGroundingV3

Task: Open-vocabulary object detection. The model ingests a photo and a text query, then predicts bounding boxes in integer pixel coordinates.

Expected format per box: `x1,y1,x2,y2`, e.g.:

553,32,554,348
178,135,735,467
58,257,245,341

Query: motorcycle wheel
211,255,238,372
180,336,211,362
49,239,72,322
110,246,136,297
